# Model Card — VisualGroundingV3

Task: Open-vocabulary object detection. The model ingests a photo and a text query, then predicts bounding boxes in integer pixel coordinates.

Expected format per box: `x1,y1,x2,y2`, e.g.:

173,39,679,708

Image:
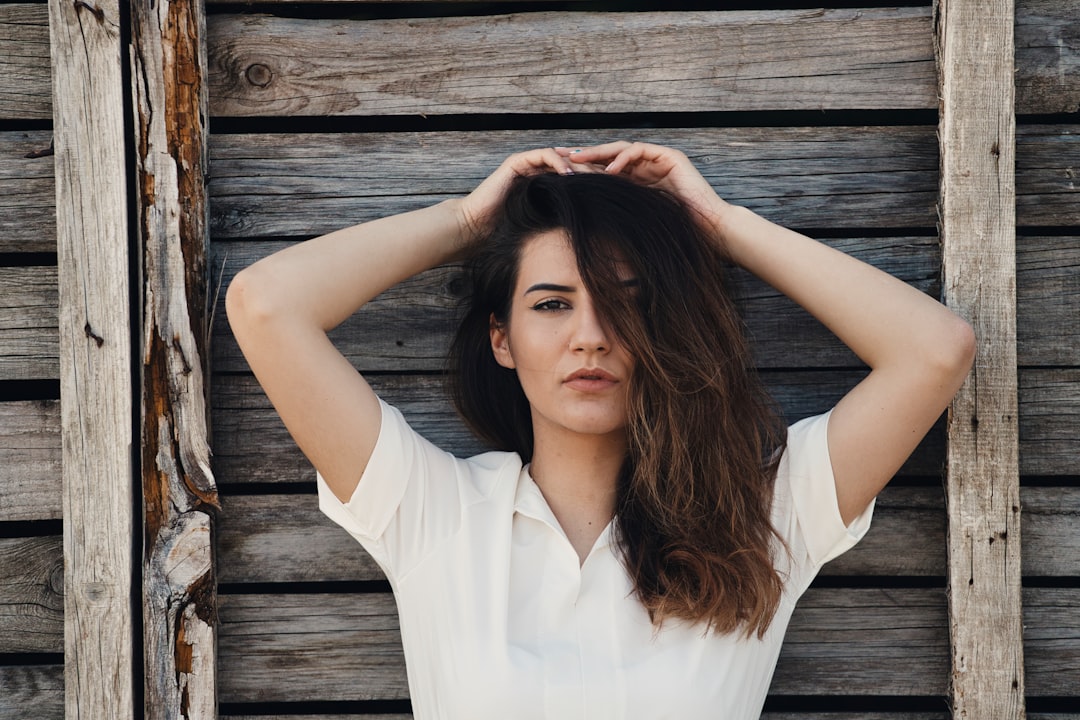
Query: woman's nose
570,299,610,353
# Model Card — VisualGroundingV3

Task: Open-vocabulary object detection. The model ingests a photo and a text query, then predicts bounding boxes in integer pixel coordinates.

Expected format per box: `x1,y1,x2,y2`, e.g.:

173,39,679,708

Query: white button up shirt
318,400,873,720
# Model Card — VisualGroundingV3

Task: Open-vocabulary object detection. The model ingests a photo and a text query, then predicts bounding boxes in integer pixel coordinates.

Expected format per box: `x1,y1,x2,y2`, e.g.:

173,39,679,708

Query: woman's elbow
936,314,977,389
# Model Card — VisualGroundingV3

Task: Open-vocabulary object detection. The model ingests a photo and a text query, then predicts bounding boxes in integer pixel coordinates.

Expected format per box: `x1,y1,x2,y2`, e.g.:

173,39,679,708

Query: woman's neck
528,427,625,564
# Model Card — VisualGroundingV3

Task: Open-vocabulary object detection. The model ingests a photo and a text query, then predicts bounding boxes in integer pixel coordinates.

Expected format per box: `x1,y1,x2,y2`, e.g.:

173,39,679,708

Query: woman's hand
456,148,595,246
556,142,735,234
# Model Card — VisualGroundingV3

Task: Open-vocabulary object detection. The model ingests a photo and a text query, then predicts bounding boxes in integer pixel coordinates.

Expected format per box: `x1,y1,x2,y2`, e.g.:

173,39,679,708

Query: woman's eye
533,299,569,312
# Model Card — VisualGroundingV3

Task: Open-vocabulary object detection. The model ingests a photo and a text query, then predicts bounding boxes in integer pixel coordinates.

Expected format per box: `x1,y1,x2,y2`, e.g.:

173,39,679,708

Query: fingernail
562,167,574,175
571,149,583,154
604,162,615,172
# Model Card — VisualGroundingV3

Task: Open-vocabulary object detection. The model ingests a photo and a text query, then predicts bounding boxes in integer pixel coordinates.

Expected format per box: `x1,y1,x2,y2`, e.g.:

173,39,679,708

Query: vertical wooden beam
130,0,219,717
47,0,135,716
936,0,1025,717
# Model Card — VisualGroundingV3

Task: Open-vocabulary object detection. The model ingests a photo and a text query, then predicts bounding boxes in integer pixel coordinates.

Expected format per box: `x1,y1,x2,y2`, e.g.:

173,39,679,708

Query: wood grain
0,4,51,120
130,0,219,714
48,0,135,713
0,131,55,253
936,0,1025,716
214,485,1080,585
0,400,60,522
0,536,64,654
0,665,63,720
207,9,936,117
1015,0,1080,115
0,265,57,381
214,587,1080,701
208,127,939,238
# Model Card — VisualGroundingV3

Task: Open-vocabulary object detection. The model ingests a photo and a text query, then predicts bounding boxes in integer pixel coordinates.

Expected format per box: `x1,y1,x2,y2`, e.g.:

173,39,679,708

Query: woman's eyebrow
524,282,575,295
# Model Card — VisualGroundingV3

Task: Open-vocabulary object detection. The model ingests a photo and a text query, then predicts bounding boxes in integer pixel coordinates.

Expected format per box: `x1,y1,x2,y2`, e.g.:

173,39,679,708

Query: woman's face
489,230,635,444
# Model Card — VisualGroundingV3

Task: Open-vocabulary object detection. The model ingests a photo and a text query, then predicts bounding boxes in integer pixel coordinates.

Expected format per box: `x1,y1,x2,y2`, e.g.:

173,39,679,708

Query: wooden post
936,0,1025,717
130,0,220,717
47,0,135,716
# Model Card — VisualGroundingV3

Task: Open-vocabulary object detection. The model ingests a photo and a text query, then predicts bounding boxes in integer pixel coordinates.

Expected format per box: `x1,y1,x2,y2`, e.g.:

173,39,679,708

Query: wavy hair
448,171,788,637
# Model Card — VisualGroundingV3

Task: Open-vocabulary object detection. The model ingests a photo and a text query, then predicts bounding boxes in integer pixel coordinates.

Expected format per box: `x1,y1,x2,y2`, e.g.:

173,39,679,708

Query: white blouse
318,399,873,719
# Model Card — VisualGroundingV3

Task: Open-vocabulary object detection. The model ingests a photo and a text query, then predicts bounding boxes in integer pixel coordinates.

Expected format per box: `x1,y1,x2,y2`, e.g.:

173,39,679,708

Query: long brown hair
448,171,788,638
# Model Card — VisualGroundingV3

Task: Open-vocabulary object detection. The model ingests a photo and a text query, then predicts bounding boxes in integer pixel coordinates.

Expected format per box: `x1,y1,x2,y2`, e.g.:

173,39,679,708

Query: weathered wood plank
130,0,219,714
210,371,945,487
1015,0,1080,115
208,127,939,238
0,665,63,720
1019,369,1080,476
1017,236,1080,367
0,131,55,253
215,589,951,701
0,265,58,381
937,0,1025,717
1016,126,1080,228
215,485,1080,584
215,588,1079,702
48,0,135,714
0,4,51,120
210,236,941,373
207,9,936,117
0,400,61,522
0,536,64,653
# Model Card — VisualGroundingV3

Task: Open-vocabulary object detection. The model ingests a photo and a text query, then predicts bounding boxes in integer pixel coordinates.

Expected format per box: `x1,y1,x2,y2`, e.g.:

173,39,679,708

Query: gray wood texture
936,0,1025,717
0,666,63,720
208,127,939,238
3,2,1076,122
130,0,219,715
48,0,136,714
208,9,937,116
0,131,55,253
0,536,64,653
0,265,57,381
0,4,51,120
214,485,1080,585
0,400,60,522
214,588,1080,702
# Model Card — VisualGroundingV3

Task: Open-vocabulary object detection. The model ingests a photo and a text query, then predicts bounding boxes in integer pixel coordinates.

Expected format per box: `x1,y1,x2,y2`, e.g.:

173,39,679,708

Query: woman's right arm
225,149,577,503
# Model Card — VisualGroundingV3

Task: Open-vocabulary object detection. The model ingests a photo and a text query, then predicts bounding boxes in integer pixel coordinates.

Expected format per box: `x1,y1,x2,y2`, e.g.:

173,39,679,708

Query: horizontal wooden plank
0,400,61,522
216,485,1080,585
1017,235,1080,367
216,588,1078,702
215,588,947,701
0,131,55,253
0,665,63,720
210,234,942,372
210,371,945,486
1015,0,1080,115
1019,369,1080,476
207,9,936,117
0,536,63,654
0,5,51,120
208,127,939,238
3,2,1073,121
0,265,58,381
1016,126,1080,228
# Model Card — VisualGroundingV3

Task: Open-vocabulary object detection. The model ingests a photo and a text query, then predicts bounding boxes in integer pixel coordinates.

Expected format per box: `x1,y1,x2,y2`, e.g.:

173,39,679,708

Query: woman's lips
563,368,619,392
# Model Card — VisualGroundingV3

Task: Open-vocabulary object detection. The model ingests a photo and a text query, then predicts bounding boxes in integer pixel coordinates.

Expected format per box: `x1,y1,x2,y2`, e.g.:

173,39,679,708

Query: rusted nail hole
245,64,273,88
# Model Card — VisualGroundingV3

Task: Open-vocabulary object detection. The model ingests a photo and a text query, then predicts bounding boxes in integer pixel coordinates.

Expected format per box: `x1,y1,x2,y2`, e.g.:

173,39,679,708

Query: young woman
226,142,975,718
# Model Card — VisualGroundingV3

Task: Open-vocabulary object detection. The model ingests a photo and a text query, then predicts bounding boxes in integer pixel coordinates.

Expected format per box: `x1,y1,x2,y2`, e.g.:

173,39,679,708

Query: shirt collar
513,465,614,553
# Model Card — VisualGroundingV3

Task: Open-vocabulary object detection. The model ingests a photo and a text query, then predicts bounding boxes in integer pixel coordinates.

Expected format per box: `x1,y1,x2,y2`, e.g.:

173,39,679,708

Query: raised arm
564,142,976,524
226,149,580,503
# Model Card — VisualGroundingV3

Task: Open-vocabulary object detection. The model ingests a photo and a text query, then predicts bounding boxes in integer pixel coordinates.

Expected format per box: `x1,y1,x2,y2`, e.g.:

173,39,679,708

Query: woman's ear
489,314,516,369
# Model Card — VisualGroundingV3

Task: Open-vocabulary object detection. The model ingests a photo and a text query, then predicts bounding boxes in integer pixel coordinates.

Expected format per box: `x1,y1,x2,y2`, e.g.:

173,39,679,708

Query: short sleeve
316,398,488,579
772,410,875,592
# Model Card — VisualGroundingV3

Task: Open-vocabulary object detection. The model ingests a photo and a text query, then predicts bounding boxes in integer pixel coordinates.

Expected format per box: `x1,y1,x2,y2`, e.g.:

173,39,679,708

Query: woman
226,142,975,718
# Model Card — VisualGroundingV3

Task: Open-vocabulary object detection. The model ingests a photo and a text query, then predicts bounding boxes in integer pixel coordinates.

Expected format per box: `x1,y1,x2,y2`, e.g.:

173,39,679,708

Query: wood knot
245,63,273,88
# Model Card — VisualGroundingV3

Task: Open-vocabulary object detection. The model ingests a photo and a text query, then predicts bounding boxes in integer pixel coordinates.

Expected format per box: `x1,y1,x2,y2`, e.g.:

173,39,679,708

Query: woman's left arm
564,141,976,524
713,204,975,524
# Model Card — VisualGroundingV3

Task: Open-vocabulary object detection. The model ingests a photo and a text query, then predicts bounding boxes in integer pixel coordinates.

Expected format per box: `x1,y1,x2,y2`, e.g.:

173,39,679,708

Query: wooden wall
0,0,1077,717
